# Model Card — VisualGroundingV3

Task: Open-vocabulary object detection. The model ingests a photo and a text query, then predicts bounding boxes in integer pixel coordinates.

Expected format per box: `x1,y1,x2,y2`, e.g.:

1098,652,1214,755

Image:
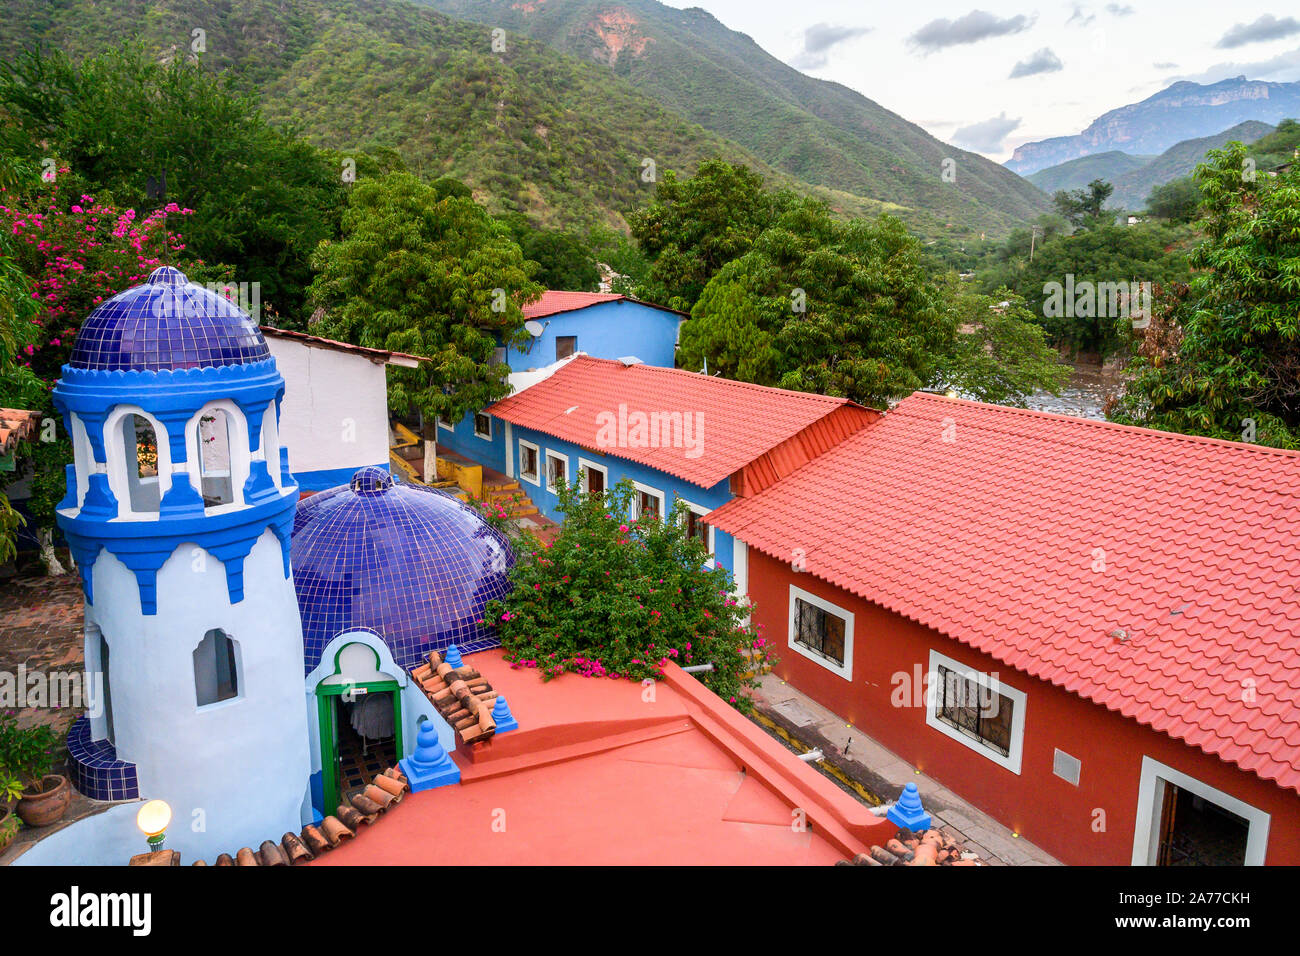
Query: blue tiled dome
291,467,516,673
69,266,270,371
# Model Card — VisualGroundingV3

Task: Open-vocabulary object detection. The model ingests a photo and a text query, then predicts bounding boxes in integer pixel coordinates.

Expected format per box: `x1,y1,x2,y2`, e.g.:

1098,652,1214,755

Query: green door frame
316,674,404,814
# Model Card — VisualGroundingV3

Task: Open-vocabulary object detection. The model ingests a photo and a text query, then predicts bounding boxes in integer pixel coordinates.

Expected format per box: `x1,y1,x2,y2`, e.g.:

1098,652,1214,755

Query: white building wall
86,530,311,862
265,338,391,482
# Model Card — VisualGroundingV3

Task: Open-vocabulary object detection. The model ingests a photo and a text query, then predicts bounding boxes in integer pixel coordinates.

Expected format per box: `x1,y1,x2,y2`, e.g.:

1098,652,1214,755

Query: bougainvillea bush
480,478,772,712
0,170,219,387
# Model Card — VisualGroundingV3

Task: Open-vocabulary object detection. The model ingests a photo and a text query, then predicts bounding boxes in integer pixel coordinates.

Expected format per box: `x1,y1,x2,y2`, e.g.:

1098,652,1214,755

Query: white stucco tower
53,266,311,862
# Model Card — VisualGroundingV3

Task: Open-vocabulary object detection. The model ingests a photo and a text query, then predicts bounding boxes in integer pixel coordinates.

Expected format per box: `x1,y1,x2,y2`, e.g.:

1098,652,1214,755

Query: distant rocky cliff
1007,76,1300,175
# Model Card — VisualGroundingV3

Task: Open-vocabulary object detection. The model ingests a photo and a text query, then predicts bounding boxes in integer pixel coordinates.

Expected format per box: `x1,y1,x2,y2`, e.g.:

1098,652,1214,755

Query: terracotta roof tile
192,767,410,865
708,392,1300,793
488,356,865,487
521,290,686,320
0,408,40,456
413,649,499,747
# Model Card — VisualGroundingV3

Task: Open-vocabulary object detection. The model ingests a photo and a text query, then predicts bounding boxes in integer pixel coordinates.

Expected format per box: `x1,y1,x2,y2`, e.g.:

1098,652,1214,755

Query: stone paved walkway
751,673,1060,866
0,574,85,737
0,573,107,865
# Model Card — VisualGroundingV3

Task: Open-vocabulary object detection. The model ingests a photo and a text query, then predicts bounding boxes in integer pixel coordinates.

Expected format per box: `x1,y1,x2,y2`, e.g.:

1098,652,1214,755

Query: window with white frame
788,586,852,678
577,458,607,498
545,449,569,493
437,412,455,432
518,440,540,484
474,412,492,440
631,481,664,522
924,649,1026,773
678,499,716,561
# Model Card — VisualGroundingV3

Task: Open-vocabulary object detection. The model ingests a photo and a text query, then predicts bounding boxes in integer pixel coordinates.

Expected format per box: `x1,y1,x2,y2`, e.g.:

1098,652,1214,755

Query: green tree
981,222,1193,360
0,44,345,321
934,284,1071,405
307,172,543,423
1052,178,1116,231
682,204,953,407
1145,177,1201,223
501,215,600,291
0,235,39,563
627,159,792,310
1110,144,1300,447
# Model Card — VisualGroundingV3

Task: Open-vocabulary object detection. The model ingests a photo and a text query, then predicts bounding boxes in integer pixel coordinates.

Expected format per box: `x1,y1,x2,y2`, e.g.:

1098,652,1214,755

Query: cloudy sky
660,1,1300,161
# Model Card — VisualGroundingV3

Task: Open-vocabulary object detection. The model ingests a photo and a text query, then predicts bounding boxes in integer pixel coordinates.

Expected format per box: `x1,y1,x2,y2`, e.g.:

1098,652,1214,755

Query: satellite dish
524,320,544,337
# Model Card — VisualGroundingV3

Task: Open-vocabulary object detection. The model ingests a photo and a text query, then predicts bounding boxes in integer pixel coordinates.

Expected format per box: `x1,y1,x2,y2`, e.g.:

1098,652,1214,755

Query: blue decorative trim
293,462,389,492
67,716,139,801
52,359,285,466
58,487,298,614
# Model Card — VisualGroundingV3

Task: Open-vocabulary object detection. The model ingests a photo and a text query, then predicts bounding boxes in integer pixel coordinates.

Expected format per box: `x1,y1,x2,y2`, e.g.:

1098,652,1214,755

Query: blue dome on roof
69,265,270,371
291,467,516,673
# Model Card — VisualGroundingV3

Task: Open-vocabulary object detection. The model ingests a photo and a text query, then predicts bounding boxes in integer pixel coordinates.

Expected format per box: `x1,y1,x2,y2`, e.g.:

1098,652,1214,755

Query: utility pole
1029,225,1040,263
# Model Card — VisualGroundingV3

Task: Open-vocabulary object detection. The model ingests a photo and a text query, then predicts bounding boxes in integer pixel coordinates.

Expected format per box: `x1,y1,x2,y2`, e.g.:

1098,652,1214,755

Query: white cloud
1010,48,1064,78
790,23,871,69
910,10,1034,52
1217,15,1300,50
950,112,1023,153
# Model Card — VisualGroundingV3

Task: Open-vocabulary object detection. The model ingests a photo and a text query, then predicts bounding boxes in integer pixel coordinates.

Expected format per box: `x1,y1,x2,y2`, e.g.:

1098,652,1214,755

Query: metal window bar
935,665,1012,756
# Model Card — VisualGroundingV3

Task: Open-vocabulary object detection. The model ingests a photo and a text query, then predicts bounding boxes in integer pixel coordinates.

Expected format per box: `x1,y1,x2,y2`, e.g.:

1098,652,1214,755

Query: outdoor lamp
136,799,172,852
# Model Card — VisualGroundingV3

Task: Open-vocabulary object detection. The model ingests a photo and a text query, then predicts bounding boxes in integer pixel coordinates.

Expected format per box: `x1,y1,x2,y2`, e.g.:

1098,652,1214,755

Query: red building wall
748,548,1300,865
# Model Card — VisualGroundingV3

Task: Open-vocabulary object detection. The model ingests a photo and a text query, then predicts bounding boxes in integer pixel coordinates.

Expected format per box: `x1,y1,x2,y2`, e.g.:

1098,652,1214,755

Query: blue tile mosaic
67,715,139,801
292,467,516,673
69,265,269,372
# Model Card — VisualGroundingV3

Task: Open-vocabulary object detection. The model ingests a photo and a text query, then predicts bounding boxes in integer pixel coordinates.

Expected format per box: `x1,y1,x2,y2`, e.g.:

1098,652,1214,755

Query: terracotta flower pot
0,807,19,854
16,774,71,827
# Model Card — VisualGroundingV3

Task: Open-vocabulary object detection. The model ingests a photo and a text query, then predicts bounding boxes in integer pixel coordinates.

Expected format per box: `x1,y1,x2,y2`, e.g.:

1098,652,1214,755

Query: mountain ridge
417,0,1051,233
1027,120,1278,210
1008,76,1300,175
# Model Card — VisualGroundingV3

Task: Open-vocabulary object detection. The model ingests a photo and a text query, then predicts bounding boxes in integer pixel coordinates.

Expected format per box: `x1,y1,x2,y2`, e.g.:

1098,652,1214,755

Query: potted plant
0,713,70,827
0,769,23,854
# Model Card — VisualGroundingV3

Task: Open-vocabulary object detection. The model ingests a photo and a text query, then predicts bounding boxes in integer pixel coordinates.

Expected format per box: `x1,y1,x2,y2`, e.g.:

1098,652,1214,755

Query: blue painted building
485,356,879,596
436,292,685,475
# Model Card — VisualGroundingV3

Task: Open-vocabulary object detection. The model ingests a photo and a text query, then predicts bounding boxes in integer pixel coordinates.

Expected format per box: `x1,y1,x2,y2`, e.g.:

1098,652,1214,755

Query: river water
1024,366,1125,421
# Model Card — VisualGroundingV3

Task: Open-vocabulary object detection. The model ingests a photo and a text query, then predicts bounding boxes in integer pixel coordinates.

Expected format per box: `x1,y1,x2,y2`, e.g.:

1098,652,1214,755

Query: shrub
480,478,772,711
0,711,60,788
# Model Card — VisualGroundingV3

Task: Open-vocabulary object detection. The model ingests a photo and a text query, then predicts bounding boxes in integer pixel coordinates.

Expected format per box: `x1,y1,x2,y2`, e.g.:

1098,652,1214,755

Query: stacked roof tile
708,392,1300,793
183,767,410,866
411,649,499,746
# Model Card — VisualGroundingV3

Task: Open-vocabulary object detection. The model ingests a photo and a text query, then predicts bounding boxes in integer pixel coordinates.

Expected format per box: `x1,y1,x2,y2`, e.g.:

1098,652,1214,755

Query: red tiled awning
708,392,1300,793
488,356,865,488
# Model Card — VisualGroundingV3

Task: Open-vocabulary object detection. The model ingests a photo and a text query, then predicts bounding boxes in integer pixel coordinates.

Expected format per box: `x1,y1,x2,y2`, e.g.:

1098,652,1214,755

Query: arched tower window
187,401,249,510
121,414,161,513
198,409,236,506
193,629,240,707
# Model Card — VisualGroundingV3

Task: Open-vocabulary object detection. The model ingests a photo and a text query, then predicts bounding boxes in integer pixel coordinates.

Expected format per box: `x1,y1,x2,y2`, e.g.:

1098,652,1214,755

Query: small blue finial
444,644,464,668
398,717,460,791
886,782,932,832
491,695,518,734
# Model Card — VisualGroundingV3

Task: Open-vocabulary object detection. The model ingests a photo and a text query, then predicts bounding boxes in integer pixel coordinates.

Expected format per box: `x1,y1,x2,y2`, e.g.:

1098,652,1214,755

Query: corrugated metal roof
708,391,1300,793
488,356,865,488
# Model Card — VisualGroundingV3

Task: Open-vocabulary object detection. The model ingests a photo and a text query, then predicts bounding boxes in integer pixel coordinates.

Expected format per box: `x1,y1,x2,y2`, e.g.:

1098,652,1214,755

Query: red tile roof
487,356,865,488
708,392,1300,793
0,408,40,456
522,291,686,319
